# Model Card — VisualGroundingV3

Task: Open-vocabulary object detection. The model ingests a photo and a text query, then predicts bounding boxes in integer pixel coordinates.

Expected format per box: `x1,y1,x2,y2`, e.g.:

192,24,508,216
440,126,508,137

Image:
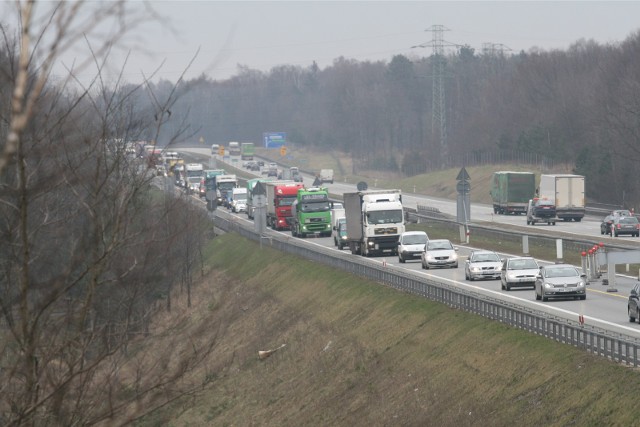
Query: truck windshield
234,194,247,201
218,183,235,191
186,170,202,178
300,201,330,212
367,210,403,224
278,196,297,207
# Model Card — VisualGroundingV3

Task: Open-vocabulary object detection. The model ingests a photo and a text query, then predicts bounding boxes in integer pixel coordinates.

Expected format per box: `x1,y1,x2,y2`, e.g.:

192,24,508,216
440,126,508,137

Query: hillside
138,233,640,426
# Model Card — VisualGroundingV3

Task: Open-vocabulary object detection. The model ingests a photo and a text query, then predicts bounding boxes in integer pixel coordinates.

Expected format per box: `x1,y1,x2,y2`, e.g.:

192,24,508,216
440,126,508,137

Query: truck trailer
265,181,304,230
290,187,332,237
490,171,536,215
538,174,585,222
343,190,405,257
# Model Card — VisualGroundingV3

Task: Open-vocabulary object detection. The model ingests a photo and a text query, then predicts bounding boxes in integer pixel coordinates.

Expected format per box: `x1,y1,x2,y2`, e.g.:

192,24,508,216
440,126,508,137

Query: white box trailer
538,174,585,222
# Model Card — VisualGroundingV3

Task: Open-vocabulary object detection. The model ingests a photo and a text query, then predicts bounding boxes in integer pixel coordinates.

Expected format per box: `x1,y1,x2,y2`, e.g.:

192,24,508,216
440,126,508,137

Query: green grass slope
141,233,640,427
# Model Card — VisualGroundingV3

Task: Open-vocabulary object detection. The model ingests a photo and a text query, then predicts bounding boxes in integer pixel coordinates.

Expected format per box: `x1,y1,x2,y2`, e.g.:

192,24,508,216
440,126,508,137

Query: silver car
465,250,502,281
421,239,458,269
534,264,587,301
500,257,540,291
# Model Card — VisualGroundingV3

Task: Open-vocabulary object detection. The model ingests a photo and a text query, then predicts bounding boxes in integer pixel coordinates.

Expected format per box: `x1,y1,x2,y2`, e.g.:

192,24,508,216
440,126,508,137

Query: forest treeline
152,32,640,207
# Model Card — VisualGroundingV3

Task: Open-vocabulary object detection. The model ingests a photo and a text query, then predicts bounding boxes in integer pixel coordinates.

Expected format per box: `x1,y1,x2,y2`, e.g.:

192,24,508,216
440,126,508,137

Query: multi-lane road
177,146,640,339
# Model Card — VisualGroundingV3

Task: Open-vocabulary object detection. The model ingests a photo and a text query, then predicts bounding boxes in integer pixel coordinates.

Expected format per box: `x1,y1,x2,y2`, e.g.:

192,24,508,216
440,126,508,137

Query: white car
500,256,540,291
421,239,458,269
465,250,502,281
398,231,429,263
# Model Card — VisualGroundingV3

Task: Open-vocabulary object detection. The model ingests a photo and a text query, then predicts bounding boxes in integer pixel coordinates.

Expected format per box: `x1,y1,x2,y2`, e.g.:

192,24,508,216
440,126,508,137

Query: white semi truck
184,163,204,194
343,189,405,257
538,174,585,222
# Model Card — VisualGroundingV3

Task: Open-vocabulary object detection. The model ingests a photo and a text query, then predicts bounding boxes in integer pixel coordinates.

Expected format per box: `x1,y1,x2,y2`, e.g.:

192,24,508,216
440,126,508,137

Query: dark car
628,283,640,323
605,216,640,237
600,215,615,235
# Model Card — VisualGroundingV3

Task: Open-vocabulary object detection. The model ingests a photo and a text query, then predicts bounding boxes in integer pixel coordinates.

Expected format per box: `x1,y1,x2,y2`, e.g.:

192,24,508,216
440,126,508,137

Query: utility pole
412,25,459,168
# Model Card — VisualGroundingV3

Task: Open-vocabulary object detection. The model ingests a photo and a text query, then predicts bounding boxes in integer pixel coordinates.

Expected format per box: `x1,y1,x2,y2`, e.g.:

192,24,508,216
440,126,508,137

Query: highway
175,146,640,339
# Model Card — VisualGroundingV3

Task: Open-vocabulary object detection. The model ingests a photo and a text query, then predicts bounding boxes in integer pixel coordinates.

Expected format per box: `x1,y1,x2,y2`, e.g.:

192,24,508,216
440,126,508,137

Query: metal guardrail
215,212,640,367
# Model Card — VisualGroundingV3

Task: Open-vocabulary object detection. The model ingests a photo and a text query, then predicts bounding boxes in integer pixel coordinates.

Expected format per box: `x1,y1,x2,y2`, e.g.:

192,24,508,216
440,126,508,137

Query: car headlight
451,253,458,261
471,267,481,272
544,282,553,289
341,235,348,240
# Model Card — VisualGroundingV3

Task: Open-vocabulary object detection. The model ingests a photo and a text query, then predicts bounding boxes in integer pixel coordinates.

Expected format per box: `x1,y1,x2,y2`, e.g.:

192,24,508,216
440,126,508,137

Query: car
398,231,429,263
627,283,640,323
244,161,257,169
534,264,587,301
464,250,502,281
600,215,615,235
526,198,556,225
421,239,458,269
500,256,540,291
335,220,348,250
604,216,639,237
257,160,264,167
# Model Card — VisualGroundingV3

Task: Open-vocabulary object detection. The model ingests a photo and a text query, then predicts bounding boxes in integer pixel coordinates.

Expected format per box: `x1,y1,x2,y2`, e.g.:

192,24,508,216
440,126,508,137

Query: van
397,231,429,263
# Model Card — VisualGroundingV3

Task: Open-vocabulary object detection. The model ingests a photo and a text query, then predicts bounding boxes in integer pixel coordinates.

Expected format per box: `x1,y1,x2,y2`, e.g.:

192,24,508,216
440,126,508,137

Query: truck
201,169,225,199
290,187,332,238
490,171,536,215
184,163,204,194
290,166,303,182
215,174,238,206
320,169,334,184
246,177,275,219
228,141,241,157
265,181,305,230
343,190,405,257
229,187,248,213
538,174,585,222
240,142,255,160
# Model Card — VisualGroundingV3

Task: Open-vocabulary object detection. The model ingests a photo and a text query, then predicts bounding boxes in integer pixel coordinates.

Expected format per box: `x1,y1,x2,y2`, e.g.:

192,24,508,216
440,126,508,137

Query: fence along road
211,207,640,367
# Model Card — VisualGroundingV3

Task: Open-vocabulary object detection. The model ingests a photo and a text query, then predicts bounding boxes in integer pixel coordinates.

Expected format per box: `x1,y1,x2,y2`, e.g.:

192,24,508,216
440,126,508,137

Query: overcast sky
42,1,640,84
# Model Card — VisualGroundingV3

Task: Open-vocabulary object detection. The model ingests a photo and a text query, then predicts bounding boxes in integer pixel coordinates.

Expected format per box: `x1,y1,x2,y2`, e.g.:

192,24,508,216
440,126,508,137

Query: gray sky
45,1,640,84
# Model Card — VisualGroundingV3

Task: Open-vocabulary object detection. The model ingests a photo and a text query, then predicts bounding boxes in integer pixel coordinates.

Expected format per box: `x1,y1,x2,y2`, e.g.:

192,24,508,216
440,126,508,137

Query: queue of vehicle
188,153,640,315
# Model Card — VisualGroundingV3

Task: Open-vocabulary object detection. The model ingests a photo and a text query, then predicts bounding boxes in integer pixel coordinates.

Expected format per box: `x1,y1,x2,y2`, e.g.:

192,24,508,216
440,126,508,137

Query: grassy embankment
137,232,640,426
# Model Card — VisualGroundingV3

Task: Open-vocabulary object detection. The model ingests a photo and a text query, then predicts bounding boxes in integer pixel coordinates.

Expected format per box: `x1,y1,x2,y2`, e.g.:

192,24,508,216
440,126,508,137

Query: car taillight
617,224,621,229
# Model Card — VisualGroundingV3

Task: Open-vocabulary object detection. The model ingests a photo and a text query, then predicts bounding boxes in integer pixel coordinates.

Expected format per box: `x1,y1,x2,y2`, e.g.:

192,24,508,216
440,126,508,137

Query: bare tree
0,2,216,425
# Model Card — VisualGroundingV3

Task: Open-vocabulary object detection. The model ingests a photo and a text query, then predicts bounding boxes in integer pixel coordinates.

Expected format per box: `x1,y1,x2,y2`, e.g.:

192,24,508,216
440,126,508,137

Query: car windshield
472,253,500,262
427,241,453,250
508,259,538,270
545,267,579,278
403,234,427,245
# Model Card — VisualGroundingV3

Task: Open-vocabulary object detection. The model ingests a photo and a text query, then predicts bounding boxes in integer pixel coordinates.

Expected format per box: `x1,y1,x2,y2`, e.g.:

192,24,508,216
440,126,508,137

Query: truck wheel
629,307,637,323
575,218,582,222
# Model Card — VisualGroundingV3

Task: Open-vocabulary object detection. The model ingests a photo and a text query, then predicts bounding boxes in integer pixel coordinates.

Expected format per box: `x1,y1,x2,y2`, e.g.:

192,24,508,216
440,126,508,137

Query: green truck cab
290,187,332,238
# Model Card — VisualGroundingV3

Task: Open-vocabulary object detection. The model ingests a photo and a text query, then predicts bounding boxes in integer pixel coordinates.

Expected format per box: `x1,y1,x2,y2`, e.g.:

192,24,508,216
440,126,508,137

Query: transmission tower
412,25,459,168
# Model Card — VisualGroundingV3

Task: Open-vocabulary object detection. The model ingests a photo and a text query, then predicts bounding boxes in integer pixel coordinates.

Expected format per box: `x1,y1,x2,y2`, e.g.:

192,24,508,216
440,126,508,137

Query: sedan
608,216,639,237
464,250,502,281
421,239,458,269
534,264,587,301
501,256,540,291
627,283,640,323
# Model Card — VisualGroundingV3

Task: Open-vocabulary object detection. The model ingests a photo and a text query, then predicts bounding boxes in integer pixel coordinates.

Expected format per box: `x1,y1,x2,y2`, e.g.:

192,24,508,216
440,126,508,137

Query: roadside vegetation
137,232,640,426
